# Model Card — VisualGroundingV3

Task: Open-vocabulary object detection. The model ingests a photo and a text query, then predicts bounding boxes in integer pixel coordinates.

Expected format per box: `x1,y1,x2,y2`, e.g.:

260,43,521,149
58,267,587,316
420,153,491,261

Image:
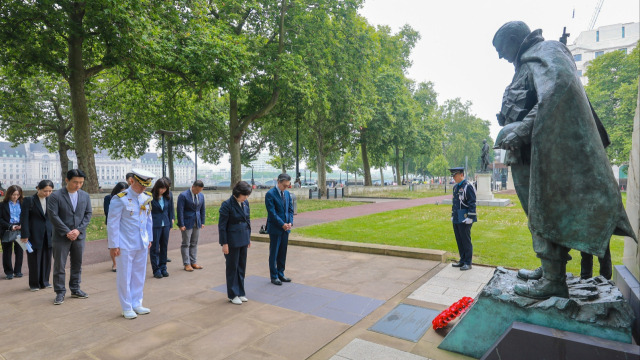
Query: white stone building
0,141,195,190
568,22,639,84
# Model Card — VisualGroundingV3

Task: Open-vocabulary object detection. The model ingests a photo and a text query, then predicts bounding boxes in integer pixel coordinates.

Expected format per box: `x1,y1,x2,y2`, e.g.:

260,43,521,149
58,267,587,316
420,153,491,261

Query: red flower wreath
432,296,474,330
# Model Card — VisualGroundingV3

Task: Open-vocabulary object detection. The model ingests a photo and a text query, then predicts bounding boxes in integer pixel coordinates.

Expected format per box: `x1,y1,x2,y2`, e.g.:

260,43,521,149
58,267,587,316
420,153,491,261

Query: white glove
463,218,474,224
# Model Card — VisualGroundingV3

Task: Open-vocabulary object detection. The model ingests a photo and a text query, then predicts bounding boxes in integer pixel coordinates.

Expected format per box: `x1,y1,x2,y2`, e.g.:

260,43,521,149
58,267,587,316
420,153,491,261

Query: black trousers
52,238,85,295
2,241,23,276
224,245,247,299
28,245,52,288
580,244,612,280
453,223,473,266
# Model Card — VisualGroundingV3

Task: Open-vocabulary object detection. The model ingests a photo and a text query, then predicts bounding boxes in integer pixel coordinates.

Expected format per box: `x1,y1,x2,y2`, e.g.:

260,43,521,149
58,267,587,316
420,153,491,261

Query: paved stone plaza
0,197,494,360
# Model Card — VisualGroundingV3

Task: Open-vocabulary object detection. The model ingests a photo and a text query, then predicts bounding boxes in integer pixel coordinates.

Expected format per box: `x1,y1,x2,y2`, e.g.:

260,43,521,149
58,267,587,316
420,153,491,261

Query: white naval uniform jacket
107,190,153,250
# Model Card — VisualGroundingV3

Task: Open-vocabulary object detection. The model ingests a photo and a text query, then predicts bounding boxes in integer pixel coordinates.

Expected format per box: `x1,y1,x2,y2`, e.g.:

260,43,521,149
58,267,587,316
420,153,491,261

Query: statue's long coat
504,30,636,257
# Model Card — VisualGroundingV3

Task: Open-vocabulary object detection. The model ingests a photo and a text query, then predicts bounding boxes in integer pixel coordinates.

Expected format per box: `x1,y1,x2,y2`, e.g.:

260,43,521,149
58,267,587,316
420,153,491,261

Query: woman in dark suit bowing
218,181,252,305
105,182,128,272
1,185,24,280
150,178,174,278
20,180,54,291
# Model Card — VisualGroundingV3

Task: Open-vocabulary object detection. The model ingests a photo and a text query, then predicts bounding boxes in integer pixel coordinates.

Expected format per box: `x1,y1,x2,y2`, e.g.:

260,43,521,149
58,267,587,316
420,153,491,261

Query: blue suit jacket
151,193,175,228
265,186,293,235
218,196,251,247
177,189,205,229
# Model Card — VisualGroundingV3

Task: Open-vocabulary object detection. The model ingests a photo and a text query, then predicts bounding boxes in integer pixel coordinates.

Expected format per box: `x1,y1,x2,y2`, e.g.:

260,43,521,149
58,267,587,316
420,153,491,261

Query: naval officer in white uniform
107,169,155,319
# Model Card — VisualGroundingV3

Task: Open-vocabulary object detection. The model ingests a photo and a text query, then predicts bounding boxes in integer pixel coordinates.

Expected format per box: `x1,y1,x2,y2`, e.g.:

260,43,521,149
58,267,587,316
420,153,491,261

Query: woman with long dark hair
20,180,54,290
105,182,129,272
150,178,174,278
1,185,24,280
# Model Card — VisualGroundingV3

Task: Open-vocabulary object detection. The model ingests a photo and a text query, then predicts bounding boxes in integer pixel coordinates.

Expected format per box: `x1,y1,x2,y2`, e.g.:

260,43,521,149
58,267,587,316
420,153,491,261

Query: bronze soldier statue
480,139,490,172
493,21,637,299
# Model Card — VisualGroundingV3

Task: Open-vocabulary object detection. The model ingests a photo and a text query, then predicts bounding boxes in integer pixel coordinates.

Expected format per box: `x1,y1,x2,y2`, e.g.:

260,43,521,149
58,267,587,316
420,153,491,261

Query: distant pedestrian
218,181,252,304
21,180,54,291
107,169,155,319
265,173,294,285
150,177,174,278
48,169,93,305
177,180,206,271
1,185,24,280
449,167,477,271
105,181,129,272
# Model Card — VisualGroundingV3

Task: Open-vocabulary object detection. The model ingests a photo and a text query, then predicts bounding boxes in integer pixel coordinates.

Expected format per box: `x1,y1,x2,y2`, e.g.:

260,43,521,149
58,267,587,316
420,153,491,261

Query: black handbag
259,225,268,234
1,229,20,243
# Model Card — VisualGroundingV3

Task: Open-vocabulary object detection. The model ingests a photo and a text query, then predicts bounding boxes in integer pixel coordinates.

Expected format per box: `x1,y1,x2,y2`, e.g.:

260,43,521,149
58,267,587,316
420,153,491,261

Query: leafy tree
439,98,492,175
585,44,639,164
0,0,159,192
0,70,73,184
427,153,449,182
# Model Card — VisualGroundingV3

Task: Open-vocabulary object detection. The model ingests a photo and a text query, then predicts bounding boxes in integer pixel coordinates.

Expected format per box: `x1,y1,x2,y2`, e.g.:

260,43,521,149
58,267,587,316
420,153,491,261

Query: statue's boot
514,260,569,300
517,266,542,280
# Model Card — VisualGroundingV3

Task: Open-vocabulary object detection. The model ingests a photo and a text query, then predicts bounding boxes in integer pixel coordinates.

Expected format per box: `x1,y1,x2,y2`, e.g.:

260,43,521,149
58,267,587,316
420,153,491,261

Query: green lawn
350,188,449,199
85,199,365,241
292,194,628,275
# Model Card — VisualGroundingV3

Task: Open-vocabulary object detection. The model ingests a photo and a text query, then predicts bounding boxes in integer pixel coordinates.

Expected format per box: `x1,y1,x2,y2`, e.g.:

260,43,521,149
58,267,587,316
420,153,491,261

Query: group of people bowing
1,169,295,319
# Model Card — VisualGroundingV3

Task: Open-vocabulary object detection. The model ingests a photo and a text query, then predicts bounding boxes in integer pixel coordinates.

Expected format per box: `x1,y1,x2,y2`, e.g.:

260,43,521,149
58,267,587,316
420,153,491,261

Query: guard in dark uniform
450,167,477,271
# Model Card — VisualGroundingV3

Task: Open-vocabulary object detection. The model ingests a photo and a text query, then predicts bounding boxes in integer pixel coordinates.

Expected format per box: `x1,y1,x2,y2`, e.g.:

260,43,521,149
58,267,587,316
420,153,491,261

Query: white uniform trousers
116,248,148,311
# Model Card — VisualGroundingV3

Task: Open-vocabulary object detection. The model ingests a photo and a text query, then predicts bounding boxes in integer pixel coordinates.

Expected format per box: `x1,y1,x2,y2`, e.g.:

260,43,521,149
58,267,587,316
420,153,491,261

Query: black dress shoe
451,262,464,268
278,276,292,282
166,258,172,262
14,273,23,278
154,272,163,279
271,278,282,286
460,264,472,271
161,270,169,277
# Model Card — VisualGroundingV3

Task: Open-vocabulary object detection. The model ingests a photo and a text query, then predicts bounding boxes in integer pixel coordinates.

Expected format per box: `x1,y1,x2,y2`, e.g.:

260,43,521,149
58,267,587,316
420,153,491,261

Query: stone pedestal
438,267,635,359
507,166,514,190
476,173,494,201
622,87,640,281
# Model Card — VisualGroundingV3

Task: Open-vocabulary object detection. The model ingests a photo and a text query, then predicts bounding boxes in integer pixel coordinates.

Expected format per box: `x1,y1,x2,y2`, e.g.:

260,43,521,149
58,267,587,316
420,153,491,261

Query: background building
0,141,195,190
568,22,639,84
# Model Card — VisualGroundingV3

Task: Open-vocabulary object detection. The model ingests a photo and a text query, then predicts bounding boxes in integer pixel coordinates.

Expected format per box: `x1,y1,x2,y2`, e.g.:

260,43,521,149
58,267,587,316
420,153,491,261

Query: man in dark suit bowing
265,173,294,285
177,180,206,272
48,169,93,305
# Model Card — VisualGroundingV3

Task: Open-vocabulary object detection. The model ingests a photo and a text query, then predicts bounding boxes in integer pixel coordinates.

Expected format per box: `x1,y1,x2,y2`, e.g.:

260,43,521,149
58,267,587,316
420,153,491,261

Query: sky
358,0,640,140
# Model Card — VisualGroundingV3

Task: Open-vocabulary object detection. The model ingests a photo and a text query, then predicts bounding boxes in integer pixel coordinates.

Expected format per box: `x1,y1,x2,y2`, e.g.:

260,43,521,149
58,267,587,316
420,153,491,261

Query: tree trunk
395,145,401,185
67,5,98,193
379,167,384,186
229,95,243,187
360,137,372,186
167,142,175,190
57,142,70,186
316,136,326,197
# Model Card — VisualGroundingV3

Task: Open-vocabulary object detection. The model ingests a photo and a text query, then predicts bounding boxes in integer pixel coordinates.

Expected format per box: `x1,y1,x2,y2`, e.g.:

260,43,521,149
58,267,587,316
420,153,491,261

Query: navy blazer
218,196,251,247
103,195,112,225
0,201,20,235
177,189,205,229
20,195,53,249
47,188,92,241
265,186,293,235
151,193,175,228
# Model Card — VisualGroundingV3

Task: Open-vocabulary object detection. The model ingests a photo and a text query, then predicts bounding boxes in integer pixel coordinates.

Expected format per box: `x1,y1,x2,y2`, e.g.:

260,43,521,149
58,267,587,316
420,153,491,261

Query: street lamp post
154,129,178,178
295,119,300,184
251,165,255,186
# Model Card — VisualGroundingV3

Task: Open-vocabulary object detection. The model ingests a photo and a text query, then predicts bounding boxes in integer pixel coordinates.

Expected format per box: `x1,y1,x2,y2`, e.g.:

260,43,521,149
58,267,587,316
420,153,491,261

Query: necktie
280,191,285,203
194,193,198,206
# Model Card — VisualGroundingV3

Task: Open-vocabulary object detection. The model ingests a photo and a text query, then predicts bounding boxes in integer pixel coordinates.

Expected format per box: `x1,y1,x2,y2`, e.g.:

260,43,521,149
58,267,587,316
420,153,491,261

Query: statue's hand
501,132,522,151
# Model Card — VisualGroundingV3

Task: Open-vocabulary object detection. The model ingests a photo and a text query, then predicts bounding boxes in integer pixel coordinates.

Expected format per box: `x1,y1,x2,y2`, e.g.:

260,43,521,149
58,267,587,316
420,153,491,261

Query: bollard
326,189,329,199
309,188,312,199
334,188,337,199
